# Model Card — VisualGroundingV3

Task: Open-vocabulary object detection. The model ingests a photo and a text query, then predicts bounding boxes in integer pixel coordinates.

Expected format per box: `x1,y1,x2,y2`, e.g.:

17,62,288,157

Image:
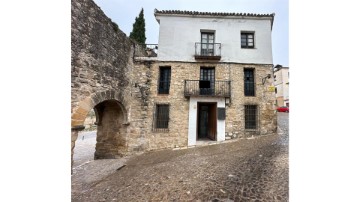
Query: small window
245,105,257,129
153,104,170,132
244,68,255,96
241,32,254,48
158,67,171,94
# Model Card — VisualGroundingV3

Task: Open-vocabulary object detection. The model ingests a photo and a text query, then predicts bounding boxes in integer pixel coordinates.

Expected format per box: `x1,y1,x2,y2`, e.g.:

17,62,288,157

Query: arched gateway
71,90,129,168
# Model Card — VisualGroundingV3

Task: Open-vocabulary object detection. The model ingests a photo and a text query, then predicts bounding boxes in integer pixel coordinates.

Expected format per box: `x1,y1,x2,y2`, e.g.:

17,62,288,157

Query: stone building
71,0,277,167
274,66,289,107
133,10,278,149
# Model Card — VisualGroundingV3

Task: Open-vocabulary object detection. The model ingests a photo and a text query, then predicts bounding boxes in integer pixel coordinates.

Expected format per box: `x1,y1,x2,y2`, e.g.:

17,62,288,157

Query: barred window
158,67,171,94
154,104,170,132
245,105,257,129
244,68,255,96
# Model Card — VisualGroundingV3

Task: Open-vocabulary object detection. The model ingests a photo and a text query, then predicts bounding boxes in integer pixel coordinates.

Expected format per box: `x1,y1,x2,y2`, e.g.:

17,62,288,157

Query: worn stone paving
72,113,288,202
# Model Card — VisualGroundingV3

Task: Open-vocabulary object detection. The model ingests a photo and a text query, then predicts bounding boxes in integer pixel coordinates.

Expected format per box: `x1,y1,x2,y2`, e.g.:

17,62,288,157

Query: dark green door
198,103,217,140
198,105,209,139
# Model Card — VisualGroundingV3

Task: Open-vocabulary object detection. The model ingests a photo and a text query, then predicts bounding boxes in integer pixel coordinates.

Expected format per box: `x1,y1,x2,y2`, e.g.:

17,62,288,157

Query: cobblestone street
72,113,288,201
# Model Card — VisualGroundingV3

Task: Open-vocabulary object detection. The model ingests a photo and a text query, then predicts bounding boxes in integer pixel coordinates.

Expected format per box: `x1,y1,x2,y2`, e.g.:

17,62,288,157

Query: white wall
274,70,284,95
274,68,289,104
156,15,273,64
188,97,225,146
282,69,289,102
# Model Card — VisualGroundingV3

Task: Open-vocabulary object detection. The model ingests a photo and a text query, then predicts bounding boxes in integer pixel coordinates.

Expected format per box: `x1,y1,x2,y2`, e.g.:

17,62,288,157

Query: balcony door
201,32,214,56
200,67,215,95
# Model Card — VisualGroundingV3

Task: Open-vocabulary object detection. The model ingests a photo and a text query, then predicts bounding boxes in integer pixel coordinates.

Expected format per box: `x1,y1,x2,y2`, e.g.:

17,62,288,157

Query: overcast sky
93,0,288,66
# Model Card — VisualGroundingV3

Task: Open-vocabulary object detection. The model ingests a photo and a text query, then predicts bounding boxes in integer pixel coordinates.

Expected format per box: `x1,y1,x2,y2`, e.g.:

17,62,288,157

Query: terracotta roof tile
154,9,275,17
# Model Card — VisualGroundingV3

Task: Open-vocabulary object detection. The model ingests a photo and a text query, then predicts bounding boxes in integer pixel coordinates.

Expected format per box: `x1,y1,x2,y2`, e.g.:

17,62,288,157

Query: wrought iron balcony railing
195,43,221,60
134,44,158,57
184,80,231,98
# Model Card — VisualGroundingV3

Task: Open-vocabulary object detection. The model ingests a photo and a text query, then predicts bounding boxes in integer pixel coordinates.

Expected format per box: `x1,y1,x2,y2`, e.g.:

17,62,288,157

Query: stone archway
93,99,127,159
71,90,129,169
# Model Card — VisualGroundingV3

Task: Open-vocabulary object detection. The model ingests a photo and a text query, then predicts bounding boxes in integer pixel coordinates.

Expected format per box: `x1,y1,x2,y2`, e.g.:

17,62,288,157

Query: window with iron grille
241,32,254,48
154,104,170,132
245,105,257,129
244,68,255,96
158,67,171,94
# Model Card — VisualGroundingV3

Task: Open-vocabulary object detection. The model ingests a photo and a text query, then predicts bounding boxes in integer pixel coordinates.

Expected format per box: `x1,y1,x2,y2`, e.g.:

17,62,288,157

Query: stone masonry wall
71,0,150,159
225,63,277,139
71,0,133,122
133,61,277,151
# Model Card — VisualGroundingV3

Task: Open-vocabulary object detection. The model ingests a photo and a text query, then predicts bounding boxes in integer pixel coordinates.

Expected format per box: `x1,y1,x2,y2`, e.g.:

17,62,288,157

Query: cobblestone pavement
72,113,288,202
73,131,96,168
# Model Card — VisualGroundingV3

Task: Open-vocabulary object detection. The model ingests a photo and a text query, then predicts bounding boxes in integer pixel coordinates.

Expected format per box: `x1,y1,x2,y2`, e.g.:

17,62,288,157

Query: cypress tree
129,8,146,44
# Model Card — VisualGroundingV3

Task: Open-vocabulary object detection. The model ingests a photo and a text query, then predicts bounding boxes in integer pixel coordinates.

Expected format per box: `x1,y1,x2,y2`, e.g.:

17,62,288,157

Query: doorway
197,102,217,141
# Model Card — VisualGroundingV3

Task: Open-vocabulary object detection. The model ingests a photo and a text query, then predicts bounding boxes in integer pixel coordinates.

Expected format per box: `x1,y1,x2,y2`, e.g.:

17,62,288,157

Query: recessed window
245,105,257,129
153,104,170,132
244,68,255,96
158,67,171,94
241,32,254,48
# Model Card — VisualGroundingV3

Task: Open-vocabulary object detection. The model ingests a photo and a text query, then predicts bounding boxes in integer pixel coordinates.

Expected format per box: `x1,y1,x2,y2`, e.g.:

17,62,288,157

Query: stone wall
224,63,277,138
133,61,277,150
71,0,134,124
71,0,150,162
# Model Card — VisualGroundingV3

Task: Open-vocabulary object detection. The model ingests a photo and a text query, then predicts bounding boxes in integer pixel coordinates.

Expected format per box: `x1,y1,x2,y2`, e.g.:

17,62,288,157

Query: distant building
274,66,289,107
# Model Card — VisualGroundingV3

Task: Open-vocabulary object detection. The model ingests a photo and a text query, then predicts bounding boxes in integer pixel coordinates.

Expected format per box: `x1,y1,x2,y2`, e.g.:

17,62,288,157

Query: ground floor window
153,104,170,132
245,105,257,129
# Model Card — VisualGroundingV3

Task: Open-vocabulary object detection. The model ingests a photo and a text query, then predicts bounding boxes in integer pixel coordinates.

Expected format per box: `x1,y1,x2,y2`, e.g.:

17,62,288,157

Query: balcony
134,44,158,57
184,80,231,98
195,43,221,60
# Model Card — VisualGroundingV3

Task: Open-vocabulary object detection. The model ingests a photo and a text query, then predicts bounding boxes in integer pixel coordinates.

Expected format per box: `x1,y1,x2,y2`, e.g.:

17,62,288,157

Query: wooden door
207,104,217,140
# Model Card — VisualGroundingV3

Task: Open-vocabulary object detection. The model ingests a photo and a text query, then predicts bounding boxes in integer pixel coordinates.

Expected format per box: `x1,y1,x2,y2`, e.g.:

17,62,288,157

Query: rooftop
154,9,275,17
154,9,275,29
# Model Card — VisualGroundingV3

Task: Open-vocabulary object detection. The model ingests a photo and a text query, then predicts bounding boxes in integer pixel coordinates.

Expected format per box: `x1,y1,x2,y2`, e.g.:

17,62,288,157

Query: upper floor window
244,68,255,96
201,32,215,56
158,66,171,94
241,32,254,48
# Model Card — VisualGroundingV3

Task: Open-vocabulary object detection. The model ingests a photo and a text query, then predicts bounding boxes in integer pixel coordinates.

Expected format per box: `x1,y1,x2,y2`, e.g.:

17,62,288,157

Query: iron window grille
241,32,254,48
153,104,170,132
245,105,257,129
158,67,171,94
244,68,255,96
